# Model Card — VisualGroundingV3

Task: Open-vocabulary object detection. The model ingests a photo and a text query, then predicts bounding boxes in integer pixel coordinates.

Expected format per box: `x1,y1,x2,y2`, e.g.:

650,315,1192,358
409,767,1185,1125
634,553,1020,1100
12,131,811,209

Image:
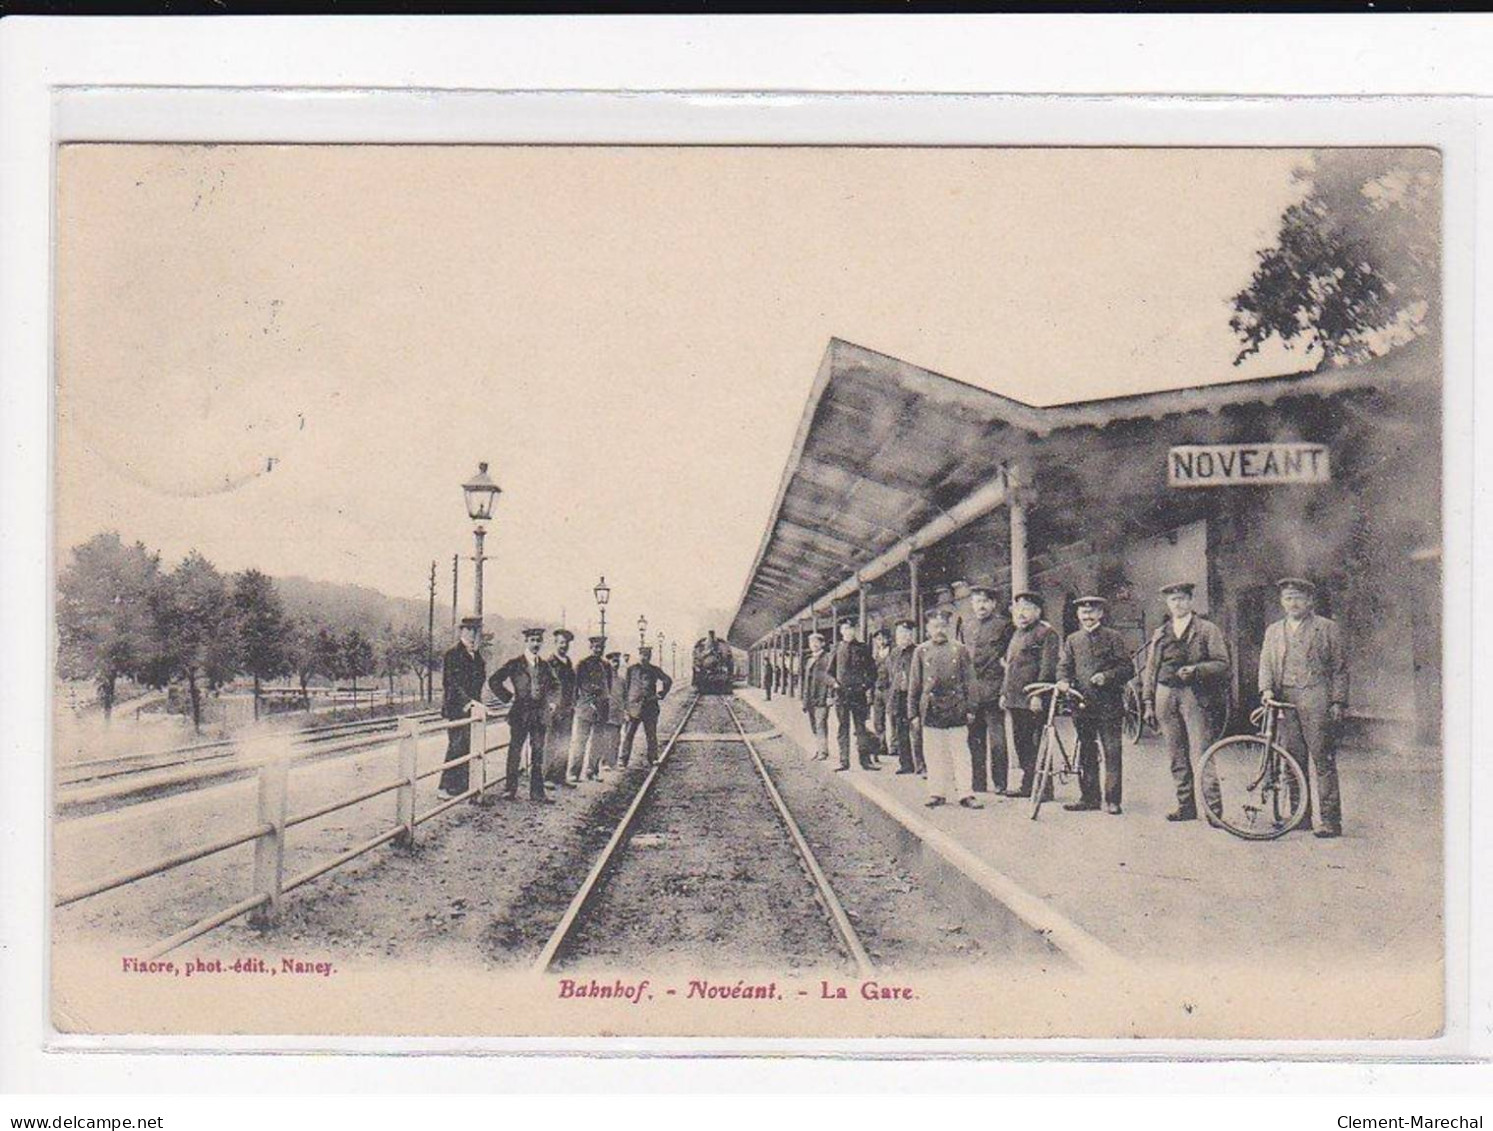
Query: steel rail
531,690,702,974
722,696,875,977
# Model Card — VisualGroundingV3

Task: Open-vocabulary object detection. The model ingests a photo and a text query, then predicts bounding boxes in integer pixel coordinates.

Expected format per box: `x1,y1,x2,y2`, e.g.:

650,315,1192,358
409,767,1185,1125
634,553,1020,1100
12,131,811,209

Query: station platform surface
737,685,1442,979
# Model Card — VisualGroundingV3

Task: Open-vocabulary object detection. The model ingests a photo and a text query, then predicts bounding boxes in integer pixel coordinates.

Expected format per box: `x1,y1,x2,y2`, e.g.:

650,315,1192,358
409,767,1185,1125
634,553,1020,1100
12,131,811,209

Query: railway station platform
737,686,1442,986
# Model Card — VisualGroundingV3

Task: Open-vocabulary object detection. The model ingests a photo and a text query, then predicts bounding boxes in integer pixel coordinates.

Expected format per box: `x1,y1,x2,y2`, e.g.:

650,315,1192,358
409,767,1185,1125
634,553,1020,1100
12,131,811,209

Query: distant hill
273,574,545,660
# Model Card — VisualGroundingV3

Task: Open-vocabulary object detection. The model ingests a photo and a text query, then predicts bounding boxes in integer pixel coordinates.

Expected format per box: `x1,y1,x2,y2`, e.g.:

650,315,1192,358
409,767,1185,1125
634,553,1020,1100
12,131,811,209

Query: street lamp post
462,462,502,620
637,614,648,652
657,631,665,672
594,575,611,640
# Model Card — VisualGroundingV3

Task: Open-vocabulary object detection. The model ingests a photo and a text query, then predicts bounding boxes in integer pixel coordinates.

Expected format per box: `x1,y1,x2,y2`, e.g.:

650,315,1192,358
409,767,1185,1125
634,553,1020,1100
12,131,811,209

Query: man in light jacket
1258,577,1349,838
907,608,979,809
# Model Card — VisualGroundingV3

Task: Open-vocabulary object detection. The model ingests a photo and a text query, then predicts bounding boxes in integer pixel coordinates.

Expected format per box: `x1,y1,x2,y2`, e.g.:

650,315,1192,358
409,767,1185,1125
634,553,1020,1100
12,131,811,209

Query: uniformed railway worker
906,608,979,809
489,626,557,803
828,618,879,772
801,631,834,761
544,628,577,789
567,634,613,782
1258,577,1348,838
1142,581,1231,822
966,578,1015,795
1000,592,1060,799
869,629,892,763
437,615,488,800
1056,596,1133,815
762,652,774,701
887,618,920,775
597,650,627,771
620,645,673,767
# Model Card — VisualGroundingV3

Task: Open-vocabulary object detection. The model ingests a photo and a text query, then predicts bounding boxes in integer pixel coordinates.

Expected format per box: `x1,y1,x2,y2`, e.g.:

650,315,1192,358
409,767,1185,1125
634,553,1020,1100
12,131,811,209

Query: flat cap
1275,576,1318,594
458,615,484,630
968,575,1002,597
588,633,607,644
895,618,918,631
1011,591,1045,607
521,626,546,639
1159,582,1196,596
1074,595,1109,609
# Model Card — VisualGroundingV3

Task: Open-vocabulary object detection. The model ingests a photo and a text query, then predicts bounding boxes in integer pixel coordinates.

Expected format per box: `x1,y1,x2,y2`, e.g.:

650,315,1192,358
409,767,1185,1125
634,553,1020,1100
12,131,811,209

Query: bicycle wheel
1122,684,1144,743
1029,734,1054,820
1198,735,1308,840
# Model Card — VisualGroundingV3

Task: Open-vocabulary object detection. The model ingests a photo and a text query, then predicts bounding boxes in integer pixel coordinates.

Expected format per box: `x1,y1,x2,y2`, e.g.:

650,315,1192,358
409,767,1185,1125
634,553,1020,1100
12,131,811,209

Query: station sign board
1168,443,1330,488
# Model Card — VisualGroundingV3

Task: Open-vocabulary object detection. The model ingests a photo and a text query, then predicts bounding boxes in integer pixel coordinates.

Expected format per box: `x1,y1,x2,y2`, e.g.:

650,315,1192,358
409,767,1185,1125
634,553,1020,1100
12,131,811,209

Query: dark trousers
622,706,660,764
439,723,471,795
764,673,773,701
1075,714,1124,807
1278,684,1342,832
1006,707,1049,798
891,691,914,772
869,690,888,759
1157,684,1220,815
967,701,1008,792
835,691,876,768
505,714,547,799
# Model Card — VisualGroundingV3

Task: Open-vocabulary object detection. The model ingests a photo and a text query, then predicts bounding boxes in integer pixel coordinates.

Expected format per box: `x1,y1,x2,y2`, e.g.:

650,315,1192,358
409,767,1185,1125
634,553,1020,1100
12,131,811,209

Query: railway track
534,691,874,976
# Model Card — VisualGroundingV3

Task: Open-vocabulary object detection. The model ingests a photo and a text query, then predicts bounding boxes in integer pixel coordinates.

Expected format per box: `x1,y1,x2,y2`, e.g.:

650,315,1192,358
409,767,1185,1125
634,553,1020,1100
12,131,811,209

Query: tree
339,628,376,695
283,615,325,705
1231,148,1439,368
233,568,289,717
142,551,238,731
55,532,160,717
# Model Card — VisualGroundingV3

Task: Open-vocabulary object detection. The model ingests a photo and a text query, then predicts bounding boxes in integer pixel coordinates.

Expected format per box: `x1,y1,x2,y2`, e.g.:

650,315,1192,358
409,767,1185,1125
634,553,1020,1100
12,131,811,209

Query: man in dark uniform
1142,581,1231,822
1056,596,1134,814
488,626,557,803
869,629,892,763
437,616,488,800
762,652,774,701
966,579,1015,795
887,618,922,774
621,645,673,766
1000,592,1060,799
1258,577,1349,838
828,618,879,772
543,628,577,789
597,650,626,772
567,633,613,782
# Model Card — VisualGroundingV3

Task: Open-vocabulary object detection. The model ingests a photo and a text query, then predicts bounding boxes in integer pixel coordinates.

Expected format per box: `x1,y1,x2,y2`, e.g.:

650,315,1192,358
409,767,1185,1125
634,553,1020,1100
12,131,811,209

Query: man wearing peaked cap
801,631,835,762
828,617,880,772
1143,581,1231,822
568,633,614,782
1000,591,1060,799
1259,577,1348,837
621,644,673,767
437,616,488,801
488,626,557,802
544,627,578,790
967,576,1014,795
1056,596,1133,814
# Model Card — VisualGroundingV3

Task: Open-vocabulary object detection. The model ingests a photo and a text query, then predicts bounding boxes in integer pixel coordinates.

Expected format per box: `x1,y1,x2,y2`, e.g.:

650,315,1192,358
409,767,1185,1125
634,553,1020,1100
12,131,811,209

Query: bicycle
1196,694,1309,840
1024,681,1086,821
1121,640,1155,744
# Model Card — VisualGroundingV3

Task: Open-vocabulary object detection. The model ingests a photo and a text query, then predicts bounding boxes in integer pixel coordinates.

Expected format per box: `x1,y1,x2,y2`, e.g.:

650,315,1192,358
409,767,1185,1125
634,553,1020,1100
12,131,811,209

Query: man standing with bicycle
1143,581,1231,822
1000,592,1060,799
1258,577,1348,838
1056,596,1134,815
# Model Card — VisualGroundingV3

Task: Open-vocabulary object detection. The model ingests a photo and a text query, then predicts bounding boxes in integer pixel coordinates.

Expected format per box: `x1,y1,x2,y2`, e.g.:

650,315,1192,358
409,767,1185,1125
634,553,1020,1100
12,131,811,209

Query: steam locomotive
692,632,736,694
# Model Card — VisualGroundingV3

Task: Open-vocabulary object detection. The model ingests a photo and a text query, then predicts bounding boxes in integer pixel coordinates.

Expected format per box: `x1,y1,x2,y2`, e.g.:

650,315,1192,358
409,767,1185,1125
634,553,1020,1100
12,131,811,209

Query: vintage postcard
51,143,1443,1042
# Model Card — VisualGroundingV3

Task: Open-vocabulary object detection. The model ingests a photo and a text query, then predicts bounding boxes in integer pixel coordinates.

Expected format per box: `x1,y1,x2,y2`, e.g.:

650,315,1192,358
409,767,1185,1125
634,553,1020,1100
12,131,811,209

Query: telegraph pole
426,561,436,704
450,553,459,634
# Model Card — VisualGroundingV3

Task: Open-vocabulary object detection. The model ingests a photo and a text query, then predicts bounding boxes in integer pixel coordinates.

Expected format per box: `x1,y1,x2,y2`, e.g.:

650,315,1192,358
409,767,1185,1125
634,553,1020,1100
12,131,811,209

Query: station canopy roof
727,337,1432,649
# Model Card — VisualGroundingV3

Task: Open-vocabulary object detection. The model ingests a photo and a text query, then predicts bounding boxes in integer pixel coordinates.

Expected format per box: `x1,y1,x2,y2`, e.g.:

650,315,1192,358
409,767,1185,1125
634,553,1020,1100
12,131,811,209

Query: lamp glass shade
462,462,502,521
594,577,611,606
637,615,648,633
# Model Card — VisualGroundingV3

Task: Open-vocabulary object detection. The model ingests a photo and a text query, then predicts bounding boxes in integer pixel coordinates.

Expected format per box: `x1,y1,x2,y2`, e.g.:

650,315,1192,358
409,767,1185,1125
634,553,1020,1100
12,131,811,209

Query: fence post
249,753,289,927
395,717,419,847
471,713,489,804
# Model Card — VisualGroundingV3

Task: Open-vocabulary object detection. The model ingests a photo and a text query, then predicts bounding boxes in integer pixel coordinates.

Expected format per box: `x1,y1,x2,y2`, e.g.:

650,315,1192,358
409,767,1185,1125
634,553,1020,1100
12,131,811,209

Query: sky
55,145,1308,644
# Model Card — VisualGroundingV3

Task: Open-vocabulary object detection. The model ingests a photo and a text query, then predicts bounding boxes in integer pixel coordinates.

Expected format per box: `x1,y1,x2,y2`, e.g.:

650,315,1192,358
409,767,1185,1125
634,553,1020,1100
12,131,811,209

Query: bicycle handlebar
1024,681,1086,705
1260,694,1298,710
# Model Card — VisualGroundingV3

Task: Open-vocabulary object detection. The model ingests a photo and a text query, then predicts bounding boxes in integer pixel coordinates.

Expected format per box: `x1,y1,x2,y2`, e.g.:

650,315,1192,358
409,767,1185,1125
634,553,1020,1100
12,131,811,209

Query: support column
908,553,923,633
857,573,868,639
1008,464,1030,597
